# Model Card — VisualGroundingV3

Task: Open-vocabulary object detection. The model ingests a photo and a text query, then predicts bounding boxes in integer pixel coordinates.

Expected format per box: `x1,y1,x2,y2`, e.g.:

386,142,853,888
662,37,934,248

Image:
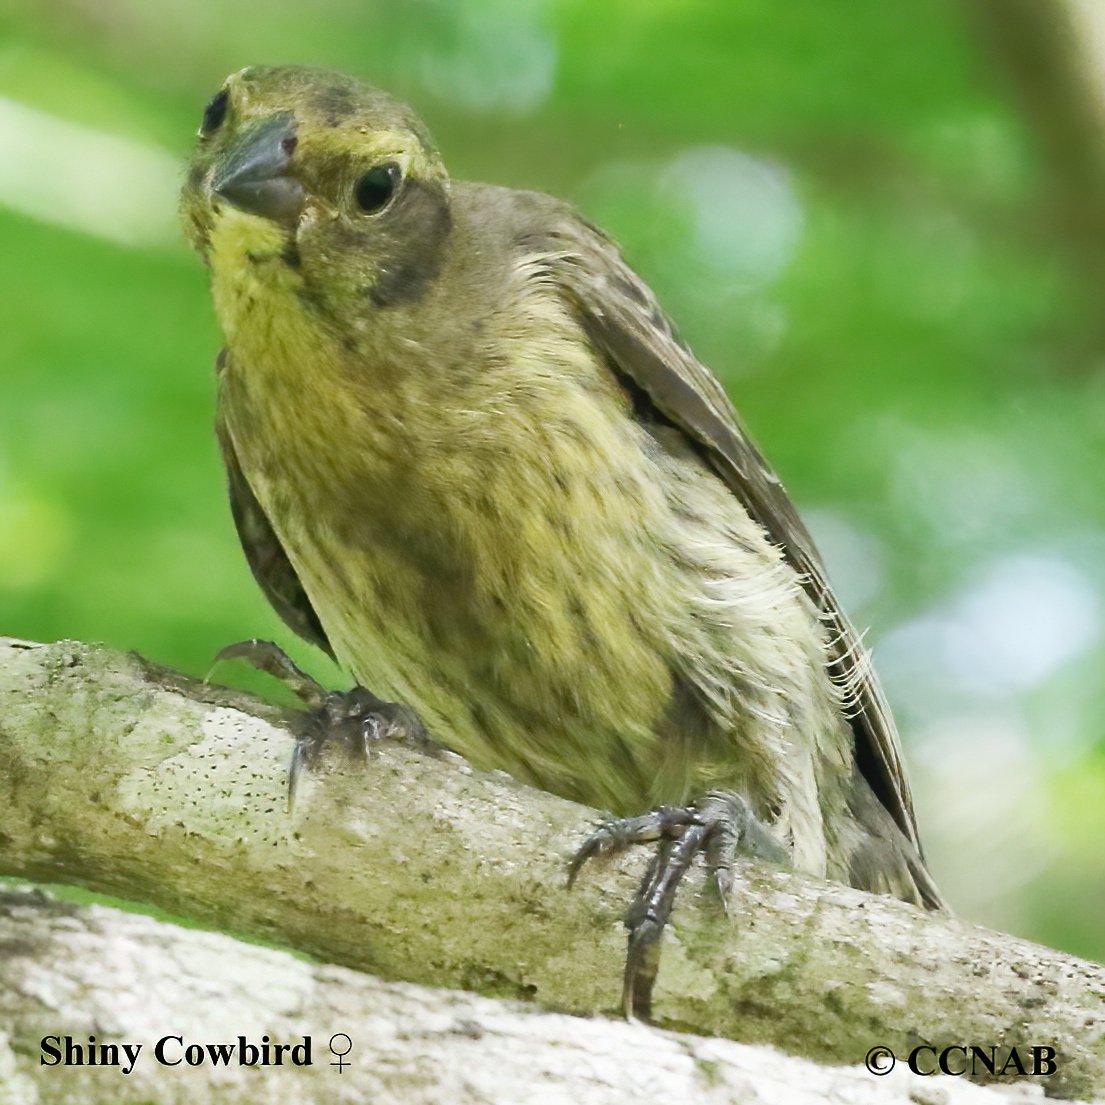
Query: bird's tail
842,768,948,912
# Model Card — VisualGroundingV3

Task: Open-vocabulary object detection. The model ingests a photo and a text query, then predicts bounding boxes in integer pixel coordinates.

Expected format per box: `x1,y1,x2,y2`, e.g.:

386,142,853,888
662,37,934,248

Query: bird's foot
212,638,432,810
568,790,788,1021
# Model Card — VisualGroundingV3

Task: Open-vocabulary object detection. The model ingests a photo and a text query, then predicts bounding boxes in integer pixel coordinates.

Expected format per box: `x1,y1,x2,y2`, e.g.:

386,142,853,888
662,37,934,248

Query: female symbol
328,1033,353,1072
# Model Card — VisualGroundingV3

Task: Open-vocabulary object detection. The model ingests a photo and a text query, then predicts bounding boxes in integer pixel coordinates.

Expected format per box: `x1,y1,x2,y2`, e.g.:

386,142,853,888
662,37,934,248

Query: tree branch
964,0,1105,348
0,885,1058,1105
0,637,1102,1099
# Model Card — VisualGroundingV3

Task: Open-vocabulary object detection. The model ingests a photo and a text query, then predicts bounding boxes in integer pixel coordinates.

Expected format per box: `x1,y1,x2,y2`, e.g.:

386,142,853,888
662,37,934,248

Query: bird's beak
211,113,305,226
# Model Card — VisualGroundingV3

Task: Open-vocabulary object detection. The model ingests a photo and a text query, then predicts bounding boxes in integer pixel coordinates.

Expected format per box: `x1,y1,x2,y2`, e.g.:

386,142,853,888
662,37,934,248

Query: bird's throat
208,208,303,345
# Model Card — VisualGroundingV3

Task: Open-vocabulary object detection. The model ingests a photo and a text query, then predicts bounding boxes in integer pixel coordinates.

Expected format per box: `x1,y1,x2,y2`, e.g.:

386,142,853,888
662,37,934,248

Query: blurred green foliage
2,0,1103,959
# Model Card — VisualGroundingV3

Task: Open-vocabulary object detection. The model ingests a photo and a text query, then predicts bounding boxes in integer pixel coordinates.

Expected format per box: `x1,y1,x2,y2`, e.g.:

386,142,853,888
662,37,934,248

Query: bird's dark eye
200,89,229,136
355,162,401,214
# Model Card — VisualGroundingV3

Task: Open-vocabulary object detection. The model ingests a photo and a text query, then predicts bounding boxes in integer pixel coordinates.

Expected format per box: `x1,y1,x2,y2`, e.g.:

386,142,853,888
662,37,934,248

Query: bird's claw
569,791,786,1020
209,639,431,812
287,688,429,812
210,637,327,706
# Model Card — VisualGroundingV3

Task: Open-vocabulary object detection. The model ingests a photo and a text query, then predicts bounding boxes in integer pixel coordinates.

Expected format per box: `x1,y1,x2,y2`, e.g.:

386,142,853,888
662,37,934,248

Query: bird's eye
355,162,402,214
200,89,229,136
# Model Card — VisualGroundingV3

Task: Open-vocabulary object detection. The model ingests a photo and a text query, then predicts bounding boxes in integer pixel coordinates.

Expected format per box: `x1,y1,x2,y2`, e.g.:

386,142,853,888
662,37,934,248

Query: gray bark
0,885,1066,1105
0,637,1102,1101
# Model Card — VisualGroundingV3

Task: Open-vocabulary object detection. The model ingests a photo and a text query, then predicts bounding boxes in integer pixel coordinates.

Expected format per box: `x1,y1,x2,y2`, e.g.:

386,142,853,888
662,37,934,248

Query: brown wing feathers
547,215,924,857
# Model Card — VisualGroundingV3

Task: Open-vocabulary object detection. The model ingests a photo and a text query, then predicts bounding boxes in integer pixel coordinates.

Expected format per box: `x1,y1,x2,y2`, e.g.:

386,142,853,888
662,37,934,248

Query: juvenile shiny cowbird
181,65,944,1018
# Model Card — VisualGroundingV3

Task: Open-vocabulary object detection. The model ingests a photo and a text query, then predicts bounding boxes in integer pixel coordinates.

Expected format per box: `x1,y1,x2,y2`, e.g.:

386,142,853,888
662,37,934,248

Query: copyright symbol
865,1046,895,1075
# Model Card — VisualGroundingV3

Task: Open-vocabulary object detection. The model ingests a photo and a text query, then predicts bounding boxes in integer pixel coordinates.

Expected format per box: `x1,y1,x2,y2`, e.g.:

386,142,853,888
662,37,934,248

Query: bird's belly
273,486,686,812
254,443,833,839
220,329,837,836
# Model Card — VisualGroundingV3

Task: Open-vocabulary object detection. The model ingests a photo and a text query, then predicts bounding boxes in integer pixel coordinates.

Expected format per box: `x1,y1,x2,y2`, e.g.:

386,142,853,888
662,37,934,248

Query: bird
180,64,944,1019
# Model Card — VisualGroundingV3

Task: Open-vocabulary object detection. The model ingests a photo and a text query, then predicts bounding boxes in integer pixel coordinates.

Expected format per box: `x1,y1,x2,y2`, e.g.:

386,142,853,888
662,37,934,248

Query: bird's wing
214,354,334,659
539,212,924,855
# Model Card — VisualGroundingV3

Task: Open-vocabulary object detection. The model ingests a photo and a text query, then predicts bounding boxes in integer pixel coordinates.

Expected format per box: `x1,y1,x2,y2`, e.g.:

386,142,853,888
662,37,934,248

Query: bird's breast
214,284,686,793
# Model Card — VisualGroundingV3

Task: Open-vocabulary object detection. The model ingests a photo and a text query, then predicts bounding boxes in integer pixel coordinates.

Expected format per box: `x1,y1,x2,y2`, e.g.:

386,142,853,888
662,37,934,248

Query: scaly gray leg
569,790,788,1020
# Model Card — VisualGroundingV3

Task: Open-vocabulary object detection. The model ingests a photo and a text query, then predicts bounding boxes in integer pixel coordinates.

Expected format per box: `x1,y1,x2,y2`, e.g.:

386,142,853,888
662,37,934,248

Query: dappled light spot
408,0,556,115
0,97,179,247
657,146,804,291
879,552,1102,719
0,476,72,590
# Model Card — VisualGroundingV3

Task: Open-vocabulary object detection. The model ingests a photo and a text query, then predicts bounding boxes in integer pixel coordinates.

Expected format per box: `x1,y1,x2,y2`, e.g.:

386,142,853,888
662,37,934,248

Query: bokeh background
2,0,1104,960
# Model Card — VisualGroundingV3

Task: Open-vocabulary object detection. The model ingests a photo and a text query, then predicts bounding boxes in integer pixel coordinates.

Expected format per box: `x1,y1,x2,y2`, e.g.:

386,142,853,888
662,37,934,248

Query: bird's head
181,66,452,315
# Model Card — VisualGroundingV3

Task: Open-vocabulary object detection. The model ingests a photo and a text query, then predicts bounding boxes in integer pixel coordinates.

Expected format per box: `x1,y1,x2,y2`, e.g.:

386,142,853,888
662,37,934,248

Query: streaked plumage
181,66,943,925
